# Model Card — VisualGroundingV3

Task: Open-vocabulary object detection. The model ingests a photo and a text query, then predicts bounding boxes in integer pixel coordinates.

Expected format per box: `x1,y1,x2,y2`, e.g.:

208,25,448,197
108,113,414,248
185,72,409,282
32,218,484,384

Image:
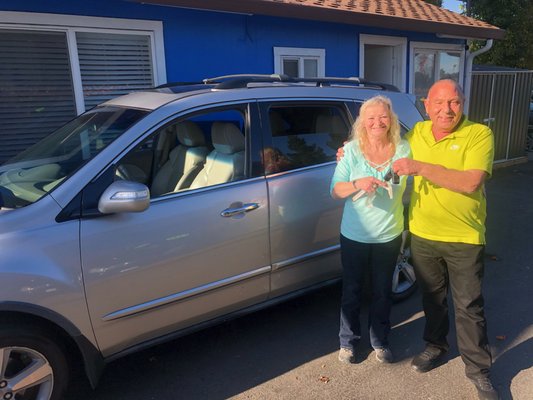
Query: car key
384,168,400,184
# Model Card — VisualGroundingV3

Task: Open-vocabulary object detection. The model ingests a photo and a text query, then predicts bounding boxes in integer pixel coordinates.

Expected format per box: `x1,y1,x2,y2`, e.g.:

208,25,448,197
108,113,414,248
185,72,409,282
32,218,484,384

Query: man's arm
393,158,487,194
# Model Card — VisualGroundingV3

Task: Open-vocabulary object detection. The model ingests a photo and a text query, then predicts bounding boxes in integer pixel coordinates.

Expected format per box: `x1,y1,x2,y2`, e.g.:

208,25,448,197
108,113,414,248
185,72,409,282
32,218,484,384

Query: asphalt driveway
65,160,533,400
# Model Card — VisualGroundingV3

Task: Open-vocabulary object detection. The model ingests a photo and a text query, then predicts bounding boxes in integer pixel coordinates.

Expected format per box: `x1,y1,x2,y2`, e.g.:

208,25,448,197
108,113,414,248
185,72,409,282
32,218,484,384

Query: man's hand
393,158,487,194
336,141,348,162
393,158,419,176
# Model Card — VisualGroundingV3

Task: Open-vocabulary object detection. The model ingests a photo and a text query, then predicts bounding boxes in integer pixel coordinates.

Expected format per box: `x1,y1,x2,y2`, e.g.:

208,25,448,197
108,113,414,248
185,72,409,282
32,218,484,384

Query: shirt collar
423,115,470,144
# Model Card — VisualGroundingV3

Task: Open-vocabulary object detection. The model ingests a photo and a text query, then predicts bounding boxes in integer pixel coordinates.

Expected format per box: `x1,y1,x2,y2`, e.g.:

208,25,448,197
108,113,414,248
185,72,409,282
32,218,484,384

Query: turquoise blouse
330,139,411,243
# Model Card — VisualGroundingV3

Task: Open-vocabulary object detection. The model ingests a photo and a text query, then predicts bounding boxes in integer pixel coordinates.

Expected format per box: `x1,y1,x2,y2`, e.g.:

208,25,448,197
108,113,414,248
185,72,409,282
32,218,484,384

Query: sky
441,0,462,13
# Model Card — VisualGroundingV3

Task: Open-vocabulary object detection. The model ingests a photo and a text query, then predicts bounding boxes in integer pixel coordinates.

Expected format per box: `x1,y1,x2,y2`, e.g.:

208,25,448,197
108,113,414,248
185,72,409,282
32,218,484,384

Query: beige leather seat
190,122,245,189
151,121,209,196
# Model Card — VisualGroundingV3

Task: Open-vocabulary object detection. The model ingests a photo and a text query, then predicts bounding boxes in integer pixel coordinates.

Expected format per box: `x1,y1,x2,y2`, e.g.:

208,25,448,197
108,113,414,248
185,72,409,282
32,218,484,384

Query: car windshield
0,106,148,209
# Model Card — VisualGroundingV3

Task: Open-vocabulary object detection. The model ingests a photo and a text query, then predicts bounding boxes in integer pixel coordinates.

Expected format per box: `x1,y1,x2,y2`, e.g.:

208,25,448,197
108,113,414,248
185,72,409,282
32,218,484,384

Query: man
392,79,498,400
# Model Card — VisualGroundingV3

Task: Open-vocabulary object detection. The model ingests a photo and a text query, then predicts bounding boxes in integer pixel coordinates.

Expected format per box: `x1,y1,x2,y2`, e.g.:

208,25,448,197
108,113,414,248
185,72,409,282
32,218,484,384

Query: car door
259,100,353,297
80,103,271,356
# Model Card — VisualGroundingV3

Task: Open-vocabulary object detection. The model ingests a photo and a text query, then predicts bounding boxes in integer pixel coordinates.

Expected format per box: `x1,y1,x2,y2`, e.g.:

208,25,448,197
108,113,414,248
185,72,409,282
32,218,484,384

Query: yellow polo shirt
406,117,494,244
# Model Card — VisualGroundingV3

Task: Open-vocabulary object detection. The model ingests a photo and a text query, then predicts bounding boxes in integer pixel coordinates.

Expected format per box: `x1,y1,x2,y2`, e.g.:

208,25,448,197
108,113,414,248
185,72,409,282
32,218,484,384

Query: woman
330,95,410,364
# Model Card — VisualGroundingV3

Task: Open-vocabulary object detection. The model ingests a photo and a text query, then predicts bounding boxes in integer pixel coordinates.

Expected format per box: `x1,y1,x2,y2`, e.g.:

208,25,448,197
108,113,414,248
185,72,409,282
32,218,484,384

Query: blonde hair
350,95,401,153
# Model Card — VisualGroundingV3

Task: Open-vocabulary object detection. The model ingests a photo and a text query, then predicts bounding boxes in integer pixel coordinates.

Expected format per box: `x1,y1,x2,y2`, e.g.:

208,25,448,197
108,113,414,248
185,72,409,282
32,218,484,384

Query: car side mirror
98,181,150,214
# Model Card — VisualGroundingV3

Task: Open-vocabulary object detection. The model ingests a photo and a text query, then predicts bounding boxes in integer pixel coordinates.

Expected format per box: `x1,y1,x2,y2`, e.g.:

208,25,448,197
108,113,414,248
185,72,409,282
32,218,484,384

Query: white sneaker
338,347,356,364
375,347,394,363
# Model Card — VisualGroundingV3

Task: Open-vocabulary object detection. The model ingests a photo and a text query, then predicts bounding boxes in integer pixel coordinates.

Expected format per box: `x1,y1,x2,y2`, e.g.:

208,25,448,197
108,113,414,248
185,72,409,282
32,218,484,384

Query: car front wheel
0,326,68,400
391,232,417,302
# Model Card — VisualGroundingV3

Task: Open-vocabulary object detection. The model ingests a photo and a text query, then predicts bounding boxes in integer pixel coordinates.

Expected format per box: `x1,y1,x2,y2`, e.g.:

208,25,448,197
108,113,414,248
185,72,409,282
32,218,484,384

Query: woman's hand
354,176,388,193
332,176,386,200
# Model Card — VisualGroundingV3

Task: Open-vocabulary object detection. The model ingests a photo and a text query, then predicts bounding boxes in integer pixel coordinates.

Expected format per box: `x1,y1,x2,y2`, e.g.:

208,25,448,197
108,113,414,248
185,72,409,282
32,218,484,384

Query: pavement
65,159,533,400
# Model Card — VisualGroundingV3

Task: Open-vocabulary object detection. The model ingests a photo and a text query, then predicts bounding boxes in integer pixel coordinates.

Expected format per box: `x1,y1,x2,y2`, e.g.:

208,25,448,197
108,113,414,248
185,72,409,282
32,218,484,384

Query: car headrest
176,121,206,147
211,122,245,154
315,114,347,135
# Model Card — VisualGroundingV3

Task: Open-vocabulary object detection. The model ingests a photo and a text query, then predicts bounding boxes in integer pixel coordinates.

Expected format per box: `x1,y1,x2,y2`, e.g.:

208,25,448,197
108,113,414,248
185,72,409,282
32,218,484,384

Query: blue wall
0,0,462,85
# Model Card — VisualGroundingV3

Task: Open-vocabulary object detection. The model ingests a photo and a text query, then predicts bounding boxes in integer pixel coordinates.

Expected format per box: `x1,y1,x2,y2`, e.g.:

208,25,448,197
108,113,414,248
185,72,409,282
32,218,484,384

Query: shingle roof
137,0,505,40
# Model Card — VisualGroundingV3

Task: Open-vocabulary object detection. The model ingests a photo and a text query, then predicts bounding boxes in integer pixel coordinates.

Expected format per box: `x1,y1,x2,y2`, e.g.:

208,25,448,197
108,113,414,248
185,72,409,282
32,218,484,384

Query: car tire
0,325,69,400
391,232,417,302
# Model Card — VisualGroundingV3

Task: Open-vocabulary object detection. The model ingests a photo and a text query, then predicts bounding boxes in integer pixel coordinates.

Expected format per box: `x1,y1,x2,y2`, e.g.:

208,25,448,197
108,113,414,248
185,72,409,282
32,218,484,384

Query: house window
76,32,155,110
273,47,325,78
410,42,464,99
0,12,165,163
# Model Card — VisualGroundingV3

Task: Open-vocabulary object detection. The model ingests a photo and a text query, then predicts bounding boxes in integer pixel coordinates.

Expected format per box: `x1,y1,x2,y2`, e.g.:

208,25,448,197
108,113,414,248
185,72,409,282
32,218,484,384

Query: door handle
220,202,260,217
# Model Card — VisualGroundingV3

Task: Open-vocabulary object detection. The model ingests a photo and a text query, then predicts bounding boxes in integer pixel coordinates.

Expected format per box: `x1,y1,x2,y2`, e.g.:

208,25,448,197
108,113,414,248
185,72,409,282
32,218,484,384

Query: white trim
359,34,407,92
273,46,325,77
409,41,465,94
0,11,162,31
66,30,85,115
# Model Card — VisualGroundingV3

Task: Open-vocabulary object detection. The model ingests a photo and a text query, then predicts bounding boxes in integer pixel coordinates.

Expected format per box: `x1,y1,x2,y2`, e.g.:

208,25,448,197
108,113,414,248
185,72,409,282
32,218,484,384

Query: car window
264,103,351,174
116,106,248,198
0,107,148,208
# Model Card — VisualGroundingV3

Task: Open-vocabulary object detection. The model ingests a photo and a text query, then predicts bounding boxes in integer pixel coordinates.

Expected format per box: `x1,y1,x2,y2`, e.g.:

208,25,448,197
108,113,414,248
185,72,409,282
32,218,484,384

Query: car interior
117,109,247,197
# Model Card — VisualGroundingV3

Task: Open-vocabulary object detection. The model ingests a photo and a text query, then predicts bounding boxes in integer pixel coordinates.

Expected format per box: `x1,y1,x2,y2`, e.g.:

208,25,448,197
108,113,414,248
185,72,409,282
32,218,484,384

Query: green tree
460,0,533,69
286,135,327,168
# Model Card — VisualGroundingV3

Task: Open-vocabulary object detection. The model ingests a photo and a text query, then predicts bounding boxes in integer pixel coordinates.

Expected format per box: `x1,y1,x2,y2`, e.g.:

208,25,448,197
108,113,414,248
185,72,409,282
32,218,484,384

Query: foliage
460,0,533,69
286,135,327,168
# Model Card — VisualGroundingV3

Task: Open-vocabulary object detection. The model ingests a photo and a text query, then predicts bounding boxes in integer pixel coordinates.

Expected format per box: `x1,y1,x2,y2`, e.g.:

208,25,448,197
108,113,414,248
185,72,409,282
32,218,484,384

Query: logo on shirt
449,144,460,151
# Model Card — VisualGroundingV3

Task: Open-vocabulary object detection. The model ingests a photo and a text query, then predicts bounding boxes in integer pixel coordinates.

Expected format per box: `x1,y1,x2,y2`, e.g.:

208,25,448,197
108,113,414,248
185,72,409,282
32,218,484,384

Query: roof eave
134,0,505,40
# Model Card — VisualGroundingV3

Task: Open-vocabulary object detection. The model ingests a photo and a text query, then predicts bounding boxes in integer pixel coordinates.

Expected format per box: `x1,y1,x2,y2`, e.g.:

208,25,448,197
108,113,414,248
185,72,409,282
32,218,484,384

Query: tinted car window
264,103,350,174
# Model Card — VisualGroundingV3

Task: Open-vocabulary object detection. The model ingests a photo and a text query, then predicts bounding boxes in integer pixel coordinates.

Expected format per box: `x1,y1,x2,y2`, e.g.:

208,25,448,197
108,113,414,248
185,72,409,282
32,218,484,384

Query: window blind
76,32,154,110
0,29,77,163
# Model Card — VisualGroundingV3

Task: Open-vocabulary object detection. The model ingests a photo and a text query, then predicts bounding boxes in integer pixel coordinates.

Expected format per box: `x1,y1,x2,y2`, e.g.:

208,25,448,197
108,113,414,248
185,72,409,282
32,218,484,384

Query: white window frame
0,11,166,114
359,34,407,92
273,47,325,78
409,41,465,95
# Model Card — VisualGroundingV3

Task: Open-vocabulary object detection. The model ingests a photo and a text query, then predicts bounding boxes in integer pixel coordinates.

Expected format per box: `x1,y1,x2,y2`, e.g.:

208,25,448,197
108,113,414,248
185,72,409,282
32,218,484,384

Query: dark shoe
470,376,499,400
411,346,447,373
338,347,356,364
374,347,394,363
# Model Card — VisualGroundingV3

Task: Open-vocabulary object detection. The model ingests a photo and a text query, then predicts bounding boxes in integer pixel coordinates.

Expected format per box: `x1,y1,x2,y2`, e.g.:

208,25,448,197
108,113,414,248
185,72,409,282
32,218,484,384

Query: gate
469,67,533,163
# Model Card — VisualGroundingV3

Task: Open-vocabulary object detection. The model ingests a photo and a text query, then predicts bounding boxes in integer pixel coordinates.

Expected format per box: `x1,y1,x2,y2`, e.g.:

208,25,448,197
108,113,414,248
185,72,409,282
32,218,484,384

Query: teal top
330,139,411,243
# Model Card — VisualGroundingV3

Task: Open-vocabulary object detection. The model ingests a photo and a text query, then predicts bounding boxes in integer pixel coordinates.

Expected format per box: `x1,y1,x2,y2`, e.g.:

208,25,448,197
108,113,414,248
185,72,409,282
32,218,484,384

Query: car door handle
220,202,260,217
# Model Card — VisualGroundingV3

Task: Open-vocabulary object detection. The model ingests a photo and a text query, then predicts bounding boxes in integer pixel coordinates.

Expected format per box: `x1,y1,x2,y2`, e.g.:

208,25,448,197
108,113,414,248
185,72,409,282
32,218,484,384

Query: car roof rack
155,81,204,89
202,74,400,92
203,74,289,89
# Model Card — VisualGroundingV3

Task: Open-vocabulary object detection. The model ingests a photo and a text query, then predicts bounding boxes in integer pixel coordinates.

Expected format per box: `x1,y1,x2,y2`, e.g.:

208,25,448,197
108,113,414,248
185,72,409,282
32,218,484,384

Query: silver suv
0,75,422,400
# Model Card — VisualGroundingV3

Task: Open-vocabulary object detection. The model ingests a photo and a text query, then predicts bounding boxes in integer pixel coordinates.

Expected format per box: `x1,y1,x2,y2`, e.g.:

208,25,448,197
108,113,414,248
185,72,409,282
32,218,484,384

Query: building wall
0,0,469,161
0,0,460,84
